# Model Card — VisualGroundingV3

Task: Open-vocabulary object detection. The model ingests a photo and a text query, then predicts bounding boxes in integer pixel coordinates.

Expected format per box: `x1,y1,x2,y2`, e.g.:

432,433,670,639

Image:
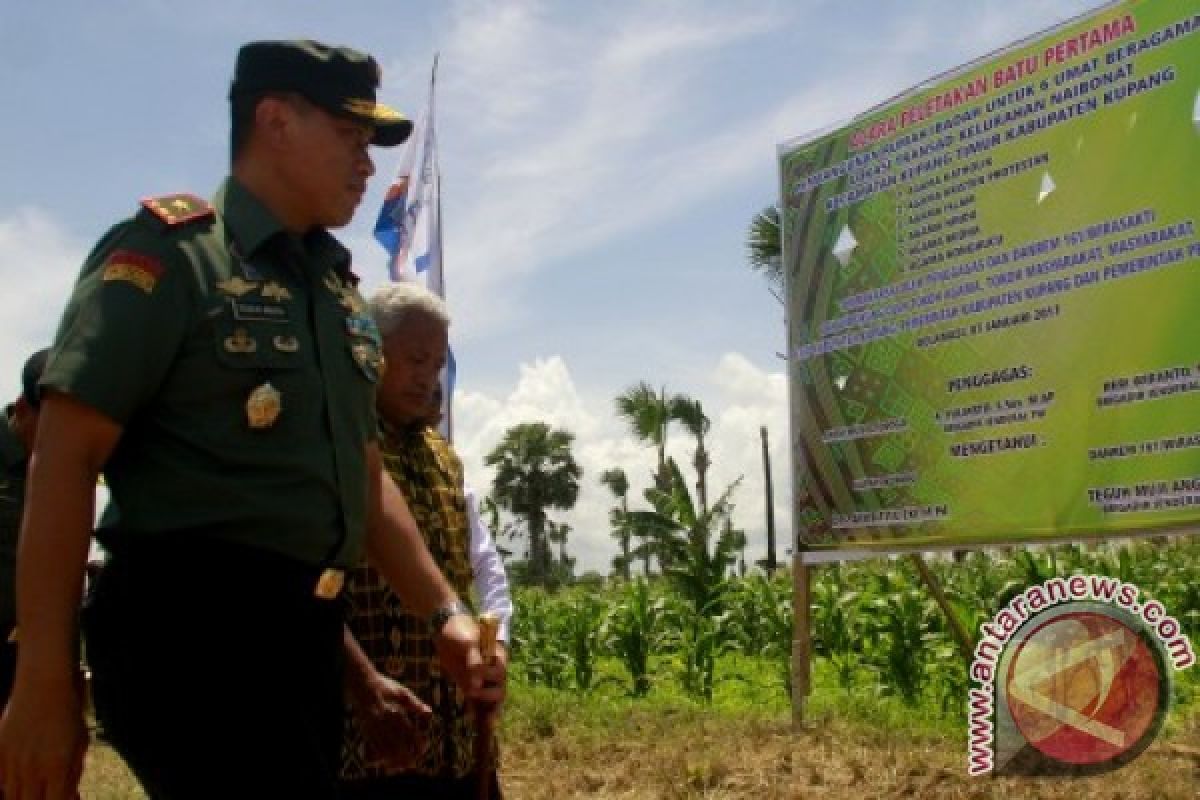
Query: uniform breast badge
350,341,385,381
322,272,344,294
246,382,282,429
224,327,258,354
261,282,293,303
217,276,259,297
339,290,367,315
345,313,382,347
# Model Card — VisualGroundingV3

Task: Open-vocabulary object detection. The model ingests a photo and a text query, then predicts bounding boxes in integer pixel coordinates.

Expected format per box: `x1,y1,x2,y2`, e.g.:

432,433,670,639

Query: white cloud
0,208,85,400
452,351,790,575
414,2,795,341
371,0,943,349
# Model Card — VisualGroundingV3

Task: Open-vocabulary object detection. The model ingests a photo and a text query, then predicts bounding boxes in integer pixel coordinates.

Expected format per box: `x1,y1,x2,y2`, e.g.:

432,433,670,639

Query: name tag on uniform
231,299,289,323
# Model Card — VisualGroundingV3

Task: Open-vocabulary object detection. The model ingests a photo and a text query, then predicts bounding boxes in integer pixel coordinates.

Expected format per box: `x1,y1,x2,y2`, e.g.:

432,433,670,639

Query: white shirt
465,485,513,642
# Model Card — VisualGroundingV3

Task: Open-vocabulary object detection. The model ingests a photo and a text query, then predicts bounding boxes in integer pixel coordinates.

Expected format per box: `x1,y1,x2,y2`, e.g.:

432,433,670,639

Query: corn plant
511,589,572,689
727,572,794,693
562,590,606,692
808,565,869,693
661,596,737,704
601,578,664,697
810,565,861,655
861,565,939,705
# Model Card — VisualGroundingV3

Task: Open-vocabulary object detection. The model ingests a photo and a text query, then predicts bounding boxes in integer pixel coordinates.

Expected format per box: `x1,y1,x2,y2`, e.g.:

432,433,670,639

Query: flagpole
432,52,444,301
429,53,453,441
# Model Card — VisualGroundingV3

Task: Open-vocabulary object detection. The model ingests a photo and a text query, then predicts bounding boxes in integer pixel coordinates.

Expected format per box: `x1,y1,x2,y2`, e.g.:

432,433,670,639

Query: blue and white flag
375,65,442,292
375,58,455,436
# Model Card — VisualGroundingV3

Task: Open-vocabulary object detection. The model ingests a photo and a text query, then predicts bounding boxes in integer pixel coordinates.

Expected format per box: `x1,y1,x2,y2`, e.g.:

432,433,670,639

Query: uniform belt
99,530,346,601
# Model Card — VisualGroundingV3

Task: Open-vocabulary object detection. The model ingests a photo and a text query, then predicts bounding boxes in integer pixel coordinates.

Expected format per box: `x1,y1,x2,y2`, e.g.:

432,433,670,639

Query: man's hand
476,642,509,726
0,671,88,800
346,669,431,771
432,613,506,707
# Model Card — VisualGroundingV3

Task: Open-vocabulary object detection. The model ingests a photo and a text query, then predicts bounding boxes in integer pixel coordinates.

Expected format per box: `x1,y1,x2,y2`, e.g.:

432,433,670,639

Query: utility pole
760,425,777,572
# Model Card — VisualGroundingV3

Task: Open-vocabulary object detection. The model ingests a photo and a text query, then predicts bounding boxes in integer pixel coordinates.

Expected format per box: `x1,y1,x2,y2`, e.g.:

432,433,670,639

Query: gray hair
368,282,450,336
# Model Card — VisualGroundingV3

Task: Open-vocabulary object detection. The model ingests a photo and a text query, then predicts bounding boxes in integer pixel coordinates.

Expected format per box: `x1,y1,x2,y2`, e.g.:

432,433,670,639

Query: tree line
482,383,775,589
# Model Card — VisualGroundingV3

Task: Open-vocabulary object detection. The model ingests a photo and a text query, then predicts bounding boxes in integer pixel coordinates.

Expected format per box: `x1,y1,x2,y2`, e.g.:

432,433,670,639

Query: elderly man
0,41,494,800
341,282,511,799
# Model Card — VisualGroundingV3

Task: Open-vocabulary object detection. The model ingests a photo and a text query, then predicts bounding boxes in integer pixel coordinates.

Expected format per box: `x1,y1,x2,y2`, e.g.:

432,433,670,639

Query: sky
0,0,1104,574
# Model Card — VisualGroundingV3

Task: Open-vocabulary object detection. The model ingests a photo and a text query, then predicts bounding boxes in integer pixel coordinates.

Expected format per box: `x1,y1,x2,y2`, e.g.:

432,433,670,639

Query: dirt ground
83,712,1200,799
499,712,1200,800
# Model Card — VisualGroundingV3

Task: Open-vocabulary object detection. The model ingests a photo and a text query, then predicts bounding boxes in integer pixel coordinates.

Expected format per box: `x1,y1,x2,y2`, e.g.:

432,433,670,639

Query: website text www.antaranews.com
966,574,1195,776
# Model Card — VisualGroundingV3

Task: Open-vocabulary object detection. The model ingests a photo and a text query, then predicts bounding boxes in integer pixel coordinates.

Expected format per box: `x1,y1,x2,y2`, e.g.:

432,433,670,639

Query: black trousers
84,536,345,800
0,638,15,710
339,771,503,800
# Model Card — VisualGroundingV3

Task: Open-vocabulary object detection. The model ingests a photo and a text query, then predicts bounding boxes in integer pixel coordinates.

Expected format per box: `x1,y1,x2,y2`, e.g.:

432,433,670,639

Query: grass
79,538,1200,796
499,662,1200,799
80,654,1200,798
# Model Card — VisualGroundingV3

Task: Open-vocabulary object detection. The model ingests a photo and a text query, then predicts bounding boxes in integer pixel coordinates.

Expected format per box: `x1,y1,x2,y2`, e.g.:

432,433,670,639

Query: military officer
0,41,494,800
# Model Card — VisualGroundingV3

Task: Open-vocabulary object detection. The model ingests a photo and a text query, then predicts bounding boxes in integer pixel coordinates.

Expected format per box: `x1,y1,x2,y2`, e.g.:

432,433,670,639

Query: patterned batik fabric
341,423,488,780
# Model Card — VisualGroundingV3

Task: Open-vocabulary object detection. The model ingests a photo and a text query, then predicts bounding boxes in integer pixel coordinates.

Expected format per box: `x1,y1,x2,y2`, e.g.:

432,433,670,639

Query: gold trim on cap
342,97,406,123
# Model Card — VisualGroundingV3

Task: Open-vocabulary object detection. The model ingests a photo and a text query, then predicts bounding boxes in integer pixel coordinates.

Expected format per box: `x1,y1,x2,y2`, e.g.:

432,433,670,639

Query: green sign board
782,0,1200,558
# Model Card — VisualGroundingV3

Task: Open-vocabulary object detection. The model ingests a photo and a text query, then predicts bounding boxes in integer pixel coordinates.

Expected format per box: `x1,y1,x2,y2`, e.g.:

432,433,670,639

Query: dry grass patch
81,712,1199,799
500,710,1200,799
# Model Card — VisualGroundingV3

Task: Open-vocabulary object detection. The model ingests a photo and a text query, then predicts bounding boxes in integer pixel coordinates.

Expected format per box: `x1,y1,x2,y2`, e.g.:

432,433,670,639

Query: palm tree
746,205,783,294
478,493,516,562
614,382,673,493
724,518,748,577
486,422,582,586
546,520,576,586
548,520,573,568
600,467,634,580
669,395,711,516
626,459,743,704
627,459,743,616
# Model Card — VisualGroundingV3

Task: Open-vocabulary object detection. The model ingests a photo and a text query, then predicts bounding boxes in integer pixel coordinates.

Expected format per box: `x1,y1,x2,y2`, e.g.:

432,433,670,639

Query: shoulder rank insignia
102,249,165,293
140,193,215,226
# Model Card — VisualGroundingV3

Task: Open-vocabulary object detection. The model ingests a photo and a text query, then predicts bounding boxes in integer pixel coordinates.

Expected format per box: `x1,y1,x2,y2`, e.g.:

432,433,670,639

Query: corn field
506,538,1200,716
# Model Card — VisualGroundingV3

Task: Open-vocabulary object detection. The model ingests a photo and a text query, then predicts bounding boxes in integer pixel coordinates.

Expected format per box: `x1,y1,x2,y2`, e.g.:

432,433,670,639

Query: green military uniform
342,423,490,789
49,179,387,798
43,178,382,568
25,38,416,799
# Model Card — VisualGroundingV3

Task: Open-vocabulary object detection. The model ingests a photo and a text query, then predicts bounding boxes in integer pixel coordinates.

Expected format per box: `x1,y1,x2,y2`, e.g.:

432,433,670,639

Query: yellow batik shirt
341,422,487,780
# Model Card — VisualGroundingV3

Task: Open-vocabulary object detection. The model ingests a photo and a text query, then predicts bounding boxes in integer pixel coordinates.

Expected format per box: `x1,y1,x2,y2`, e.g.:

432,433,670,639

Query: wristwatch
429,599,471,634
